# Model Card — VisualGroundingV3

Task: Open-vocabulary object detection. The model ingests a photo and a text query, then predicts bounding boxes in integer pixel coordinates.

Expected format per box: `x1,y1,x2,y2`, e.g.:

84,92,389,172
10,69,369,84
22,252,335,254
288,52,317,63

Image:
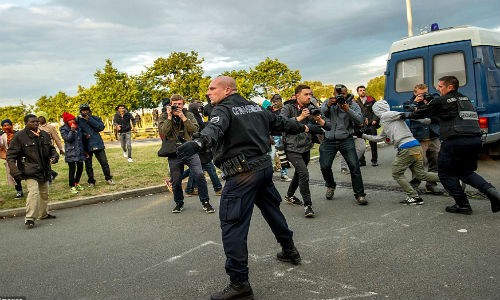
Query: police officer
177,76,311,300
402,75,500,214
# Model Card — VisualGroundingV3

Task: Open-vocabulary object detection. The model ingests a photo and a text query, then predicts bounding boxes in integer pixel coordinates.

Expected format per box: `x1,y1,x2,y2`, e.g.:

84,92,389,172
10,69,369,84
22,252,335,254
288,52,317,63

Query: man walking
113,104,136,163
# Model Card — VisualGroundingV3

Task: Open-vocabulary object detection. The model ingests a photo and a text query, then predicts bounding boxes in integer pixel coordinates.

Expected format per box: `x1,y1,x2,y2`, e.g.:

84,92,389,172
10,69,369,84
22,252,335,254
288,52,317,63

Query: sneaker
203,202,216,213
70,187,78,194
356,195,368,206
106,179,115,185
40,214,56,220
75,184,84,191
304,205,315,218
88,183,95,188
25,220,35,229
280,175,292,182
340,168,349,175
445,204,472,215
215,189,222,196
277,246,302,265
172,203,184,213
15,191,23,199
325,187,335,200
127,158,134,163
123,152,127,158
359,161,366,167
425,185,444,195
210,281,253,300
372,161,379,167
403,196,424,205
284,195,303,206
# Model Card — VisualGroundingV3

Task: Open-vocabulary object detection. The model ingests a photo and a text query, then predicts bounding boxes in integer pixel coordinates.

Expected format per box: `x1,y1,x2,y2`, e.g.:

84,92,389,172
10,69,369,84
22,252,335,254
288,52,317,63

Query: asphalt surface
1,145,499,300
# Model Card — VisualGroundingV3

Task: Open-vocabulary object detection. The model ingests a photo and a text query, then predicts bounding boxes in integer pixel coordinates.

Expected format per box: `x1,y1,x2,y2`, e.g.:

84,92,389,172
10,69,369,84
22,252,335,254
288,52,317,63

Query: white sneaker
123,152,127,158
128,158,133,163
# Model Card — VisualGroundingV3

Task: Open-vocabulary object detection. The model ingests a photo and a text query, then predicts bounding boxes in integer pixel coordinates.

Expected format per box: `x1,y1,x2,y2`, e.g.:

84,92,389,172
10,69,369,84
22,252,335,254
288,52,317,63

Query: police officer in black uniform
177,76,314,300
402,75,500,214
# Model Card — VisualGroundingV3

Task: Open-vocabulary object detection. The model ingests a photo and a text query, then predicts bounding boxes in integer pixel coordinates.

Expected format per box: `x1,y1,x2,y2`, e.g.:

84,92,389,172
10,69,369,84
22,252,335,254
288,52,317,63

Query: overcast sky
1,0,499,106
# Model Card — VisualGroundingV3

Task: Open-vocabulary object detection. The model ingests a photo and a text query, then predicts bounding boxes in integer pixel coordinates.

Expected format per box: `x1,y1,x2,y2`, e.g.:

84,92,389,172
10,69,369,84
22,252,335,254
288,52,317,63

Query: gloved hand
398,112,411,120
176,141,201,160
307,124,324,135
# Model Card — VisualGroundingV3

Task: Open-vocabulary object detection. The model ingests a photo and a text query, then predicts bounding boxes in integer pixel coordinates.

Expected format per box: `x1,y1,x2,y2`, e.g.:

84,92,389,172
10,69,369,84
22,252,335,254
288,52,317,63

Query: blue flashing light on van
384,25,500,154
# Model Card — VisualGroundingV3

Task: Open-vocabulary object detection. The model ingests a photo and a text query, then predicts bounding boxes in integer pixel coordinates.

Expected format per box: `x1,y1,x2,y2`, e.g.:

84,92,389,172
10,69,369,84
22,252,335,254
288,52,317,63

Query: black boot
484,187,500,213
445,204,472,215
277,243,301,265
210,281,254,300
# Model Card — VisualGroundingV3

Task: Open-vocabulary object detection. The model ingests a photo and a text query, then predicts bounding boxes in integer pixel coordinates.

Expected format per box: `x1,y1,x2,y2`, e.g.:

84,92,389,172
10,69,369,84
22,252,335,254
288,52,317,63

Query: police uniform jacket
6,128,59,182
408,90,481,140
403,98,440,141
200,93,305,168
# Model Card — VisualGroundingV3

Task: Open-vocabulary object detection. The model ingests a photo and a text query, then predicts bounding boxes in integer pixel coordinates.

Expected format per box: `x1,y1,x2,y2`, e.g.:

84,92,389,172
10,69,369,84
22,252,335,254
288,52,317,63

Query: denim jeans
268,135,288,177
319,137,366,198
118,131,132,158
186,161,223,192
168,154,209,204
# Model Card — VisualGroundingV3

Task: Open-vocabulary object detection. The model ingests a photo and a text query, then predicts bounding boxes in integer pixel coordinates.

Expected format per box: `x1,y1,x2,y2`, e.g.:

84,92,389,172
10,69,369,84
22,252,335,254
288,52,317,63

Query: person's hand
327,97,336,107
176,141,201,161
297,108,310,122
59,149,65,156
116,125,121,131
49,157,57,164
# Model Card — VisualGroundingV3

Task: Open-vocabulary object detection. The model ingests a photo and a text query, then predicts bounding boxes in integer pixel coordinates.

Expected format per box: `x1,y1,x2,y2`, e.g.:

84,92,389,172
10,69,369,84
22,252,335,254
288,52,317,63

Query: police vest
450,96,481,136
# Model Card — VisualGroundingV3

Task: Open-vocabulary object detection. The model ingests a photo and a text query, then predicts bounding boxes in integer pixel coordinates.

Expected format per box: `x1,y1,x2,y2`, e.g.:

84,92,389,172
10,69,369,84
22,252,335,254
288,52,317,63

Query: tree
366,75,385,100
250,58,301,99
220,70,255,99
301,81,335,100
142,51,205,103
0,104,31,127
35,92,77,123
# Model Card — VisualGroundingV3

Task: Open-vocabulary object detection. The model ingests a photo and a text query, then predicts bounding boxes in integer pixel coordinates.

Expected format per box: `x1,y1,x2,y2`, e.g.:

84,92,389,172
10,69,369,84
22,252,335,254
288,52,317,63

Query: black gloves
398,112,411,120
176,141,201,161
308,124,324,135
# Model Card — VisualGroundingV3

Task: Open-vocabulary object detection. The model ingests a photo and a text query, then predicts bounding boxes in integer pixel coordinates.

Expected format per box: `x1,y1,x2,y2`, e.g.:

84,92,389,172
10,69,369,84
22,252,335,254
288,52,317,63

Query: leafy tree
142,51,205,103
220,70,255,99
0,104,31,127
366,75,385,100
250,58,301,99
301,81,335,100
35,91,78,122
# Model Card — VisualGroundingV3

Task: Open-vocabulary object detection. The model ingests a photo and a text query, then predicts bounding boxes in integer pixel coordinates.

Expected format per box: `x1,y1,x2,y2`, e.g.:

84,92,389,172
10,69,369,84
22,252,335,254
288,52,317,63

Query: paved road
1,146,499,300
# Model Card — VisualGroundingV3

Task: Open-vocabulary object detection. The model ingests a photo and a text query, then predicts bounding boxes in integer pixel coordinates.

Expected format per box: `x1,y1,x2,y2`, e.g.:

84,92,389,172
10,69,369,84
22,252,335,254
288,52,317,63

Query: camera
307,104,321,116
334,84,347,105
422,92,435,102
403,102,417,111
170,105,179,111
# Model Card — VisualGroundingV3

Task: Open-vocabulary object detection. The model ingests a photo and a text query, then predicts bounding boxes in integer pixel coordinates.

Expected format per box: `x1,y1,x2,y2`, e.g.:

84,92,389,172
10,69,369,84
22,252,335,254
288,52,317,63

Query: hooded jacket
362,100,416,149
77,108,106,152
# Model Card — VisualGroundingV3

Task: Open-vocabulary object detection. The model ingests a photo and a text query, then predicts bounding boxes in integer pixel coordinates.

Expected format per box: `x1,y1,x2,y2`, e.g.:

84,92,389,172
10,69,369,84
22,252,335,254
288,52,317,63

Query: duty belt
220,154,271,179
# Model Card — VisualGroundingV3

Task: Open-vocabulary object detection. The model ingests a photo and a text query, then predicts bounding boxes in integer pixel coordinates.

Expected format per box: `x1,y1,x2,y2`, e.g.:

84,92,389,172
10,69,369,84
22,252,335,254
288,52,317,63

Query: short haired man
355,85,379,166
403,75,500,214
281,84,330,217
320,85,367,205
113,104,136,163
158,94,214,214
177,76,308,300
6,114,59,228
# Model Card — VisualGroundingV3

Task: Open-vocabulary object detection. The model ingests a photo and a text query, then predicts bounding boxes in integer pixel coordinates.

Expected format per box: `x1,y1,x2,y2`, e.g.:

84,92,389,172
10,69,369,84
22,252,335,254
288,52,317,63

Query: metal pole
406,0,413,37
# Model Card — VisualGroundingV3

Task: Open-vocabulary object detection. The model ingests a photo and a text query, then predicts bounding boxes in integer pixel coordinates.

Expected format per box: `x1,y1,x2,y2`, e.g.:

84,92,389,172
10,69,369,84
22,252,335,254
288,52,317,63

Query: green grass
0,144,168,209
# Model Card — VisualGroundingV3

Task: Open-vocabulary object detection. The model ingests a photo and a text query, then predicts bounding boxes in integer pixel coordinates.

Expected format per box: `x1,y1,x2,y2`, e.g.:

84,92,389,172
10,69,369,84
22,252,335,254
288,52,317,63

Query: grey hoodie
362,100,416,149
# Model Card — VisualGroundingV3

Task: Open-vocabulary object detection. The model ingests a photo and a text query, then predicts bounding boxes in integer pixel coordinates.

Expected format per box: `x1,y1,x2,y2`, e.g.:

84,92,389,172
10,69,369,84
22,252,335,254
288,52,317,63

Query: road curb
0,185,168,218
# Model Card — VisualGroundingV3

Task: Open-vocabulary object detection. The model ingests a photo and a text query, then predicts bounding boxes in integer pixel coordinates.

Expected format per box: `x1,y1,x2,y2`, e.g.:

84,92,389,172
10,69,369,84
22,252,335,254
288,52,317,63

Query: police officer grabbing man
401,75,500,214
177,76,310,300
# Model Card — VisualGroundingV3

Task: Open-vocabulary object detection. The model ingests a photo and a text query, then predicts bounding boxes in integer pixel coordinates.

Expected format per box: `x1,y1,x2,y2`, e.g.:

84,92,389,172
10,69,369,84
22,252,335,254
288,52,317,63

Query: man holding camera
355,86,379,167
319,84,367,205
403,83,443,195
157,94,214,214
281,84,330,217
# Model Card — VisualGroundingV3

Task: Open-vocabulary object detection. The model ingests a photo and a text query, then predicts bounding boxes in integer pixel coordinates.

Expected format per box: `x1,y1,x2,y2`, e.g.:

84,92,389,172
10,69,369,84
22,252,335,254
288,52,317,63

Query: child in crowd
362,100,440,205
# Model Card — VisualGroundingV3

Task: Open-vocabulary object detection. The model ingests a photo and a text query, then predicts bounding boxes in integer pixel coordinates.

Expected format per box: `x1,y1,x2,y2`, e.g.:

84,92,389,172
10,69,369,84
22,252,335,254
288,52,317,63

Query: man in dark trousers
6,114,59,228
177,76,311,300
355,85,379,166
402,75,500,214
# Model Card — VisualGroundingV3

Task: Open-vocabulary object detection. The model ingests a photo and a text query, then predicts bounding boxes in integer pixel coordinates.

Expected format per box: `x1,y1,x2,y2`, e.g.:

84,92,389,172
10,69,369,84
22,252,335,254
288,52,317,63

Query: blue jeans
319,137,366,198
168,154,209,204
185,161,223,192
268,135,288,177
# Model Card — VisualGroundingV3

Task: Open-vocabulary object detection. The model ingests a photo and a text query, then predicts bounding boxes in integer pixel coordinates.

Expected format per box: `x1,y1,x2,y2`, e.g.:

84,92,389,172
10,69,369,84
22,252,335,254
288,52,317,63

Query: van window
395,58,424,92
433,52,466,87
494,47,500,68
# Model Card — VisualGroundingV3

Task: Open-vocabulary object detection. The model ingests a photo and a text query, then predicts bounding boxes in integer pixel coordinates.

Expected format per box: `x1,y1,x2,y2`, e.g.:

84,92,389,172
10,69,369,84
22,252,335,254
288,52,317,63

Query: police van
384,25,500,154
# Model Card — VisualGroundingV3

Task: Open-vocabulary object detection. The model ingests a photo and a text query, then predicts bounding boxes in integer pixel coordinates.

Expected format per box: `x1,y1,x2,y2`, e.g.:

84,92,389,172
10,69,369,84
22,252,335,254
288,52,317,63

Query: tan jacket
39,123,64,152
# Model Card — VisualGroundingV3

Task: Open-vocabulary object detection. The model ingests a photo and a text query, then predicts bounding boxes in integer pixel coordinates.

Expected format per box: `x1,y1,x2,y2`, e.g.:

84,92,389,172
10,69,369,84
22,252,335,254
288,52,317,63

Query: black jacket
200,93,306,167
113,111,136,133
6,128,59,181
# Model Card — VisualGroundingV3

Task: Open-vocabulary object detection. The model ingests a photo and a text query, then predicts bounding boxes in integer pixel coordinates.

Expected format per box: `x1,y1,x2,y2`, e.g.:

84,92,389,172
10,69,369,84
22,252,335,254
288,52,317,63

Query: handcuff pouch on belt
220,154,269,179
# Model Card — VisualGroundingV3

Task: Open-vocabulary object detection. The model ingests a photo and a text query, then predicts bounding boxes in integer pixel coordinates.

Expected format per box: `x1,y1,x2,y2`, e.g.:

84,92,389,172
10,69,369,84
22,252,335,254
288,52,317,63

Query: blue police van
384,26,500,154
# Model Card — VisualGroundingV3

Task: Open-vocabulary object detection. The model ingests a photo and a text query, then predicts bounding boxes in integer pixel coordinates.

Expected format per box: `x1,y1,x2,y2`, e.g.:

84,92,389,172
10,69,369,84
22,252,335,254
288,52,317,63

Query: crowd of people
1,75,499,300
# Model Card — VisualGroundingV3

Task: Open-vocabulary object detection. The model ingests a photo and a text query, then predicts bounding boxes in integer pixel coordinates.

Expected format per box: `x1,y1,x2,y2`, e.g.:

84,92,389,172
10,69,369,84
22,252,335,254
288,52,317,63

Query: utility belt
220,154,271,179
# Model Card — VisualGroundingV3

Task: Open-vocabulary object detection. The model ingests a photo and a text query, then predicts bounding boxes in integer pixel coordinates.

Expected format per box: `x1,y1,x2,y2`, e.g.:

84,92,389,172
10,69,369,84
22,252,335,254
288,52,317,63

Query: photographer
319,84,367,205
281,84,331,217
403,83,443,195
157,94,214,214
